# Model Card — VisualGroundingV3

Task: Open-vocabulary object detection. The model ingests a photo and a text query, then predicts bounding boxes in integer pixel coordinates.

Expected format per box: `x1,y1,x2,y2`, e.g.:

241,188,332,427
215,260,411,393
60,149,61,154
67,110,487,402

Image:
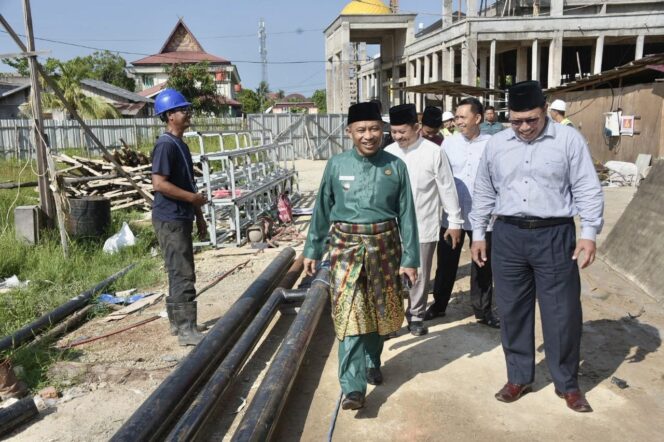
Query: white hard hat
442,111,455,121
550,99,566,112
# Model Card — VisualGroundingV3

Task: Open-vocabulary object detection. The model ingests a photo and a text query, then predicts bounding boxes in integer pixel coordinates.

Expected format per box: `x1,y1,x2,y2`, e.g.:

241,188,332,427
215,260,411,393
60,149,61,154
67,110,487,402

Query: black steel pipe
166,265,306,440
0,264,136,352
112,248,296,442
231,268,330,442
166,287,285,441
0,397,39,437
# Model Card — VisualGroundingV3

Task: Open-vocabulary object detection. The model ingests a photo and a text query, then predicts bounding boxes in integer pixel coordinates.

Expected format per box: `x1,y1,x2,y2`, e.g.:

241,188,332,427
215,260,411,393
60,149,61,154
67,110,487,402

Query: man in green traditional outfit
303,102,420,411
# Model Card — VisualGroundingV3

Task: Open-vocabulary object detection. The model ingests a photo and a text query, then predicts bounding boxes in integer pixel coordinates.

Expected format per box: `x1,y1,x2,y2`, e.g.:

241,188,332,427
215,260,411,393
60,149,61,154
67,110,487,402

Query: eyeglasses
509,117,540,127
172,106,192,115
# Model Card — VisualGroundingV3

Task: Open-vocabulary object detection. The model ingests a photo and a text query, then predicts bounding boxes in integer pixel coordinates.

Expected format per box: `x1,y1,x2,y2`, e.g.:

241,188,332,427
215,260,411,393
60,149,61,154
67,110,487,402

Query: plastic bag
103,222,136,254
277,193,293,224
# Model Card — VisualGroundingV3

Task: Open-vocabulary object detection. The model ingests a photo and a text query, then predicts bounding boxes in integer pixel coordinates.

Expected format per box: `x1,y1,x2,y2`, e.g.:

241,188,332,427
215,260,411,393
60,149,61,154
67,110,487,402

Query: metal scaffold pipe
231,268,330,442
111,248,296,442
0,264,136,352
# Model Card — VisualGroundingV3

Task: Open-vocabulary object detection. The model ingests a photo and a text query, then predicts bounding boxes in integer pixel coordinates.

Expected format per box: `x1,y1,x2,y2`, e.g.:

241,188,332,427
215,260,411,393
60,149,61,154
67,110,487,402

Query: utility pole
22,0,55,225
258,18,267,112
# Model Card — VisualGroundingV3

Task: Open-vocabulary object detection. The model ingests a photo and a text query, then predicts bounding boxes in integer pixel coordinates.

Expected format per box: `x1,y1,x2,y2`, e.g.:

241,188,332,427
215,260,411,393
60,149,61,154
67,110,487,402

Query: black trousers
153,219,196,303
492,219,581,392
432,228,493,319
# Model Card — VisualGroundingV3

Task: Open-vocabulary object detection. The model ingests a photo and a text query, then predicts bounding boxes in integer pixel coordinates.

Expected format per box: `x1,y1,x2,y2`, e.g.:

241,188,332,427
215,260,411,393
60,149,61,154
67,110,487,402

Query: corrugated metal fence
247,113,352,160
0,117,242,158
0,114,352,160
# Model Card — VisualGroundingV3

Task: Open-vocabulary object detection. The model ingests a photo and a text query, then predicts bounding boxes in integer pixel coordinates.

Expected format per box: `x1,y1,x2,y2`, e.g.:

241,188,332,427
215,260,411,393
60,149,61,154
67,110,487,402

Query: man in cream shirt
385,104,463,336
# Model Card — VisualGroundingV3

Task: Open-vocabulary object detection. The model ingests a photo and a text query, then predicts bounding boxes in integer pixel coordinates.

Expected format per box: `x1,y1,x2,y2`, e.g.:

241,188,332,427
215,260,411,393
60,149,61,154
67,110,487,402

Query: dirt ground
4,161,664,442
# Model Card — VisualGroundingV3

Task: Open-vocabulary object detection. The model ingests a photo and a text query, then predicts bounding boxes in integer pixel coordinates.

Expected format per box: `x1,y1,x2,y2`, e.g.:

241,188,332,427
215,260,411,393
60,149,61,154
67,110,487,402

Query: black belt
496,216,573,229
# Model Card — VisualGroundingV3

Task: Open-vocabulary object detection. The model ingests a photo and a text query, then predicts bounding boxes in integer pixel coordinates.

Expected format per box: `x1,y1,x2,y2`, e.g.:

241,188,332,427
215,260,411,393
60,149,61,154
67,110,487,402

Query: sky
0,0,446,96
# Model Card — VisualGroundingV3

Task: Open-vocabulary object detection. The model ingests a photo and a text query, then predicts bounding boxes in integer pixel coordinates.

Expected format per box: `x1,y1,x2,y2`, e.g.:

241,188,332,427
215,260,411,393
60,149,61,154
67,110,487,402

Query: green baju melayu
304,148,419,395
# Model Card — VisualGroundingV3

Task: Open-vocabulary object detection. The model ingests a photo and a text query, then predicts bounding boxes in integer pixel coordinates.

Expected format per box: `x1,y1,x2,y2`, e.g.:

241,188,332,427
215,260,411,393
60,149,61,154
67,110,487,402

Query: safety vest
561,118,574,127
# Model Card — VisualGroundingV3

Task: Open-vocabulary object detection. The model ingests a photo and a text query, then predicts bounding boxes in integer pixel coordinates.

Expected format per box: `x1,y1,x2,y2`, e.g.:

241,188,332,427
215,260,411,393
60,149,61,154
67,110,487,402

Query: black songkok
347,102,382,125
508,80,546,111
389,103,418,125
422,106,443,128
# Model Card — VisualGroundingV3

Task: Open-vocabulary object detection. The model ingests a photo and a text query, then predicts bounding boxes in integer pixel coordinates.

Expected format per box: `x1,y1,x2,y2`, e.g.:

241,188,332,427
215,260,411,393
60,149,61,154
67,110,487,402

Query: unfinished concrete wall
554,83,664,164
599,159,664,300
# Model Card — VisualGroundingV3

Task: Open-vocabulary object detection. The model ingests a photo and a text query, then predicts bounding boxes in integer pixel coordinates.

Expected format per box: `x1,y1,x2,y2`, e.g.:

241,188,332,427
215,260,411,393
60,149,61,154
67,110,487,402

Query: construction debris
54,145,153,212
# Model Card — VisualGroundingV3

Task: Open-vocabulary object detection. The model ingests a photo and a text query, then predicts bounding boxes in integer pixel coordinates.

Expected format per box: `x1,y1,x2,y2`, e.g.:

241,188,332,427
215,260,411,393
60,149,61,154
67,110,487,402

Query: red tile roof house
129,19,242,116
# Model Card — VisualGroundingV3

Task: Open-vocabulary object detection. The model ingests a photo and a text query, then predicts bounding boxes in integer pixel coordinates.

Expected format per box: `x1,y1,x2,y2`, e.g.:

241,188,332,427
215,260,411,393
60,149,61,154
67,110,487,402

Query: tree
166,62,225,116
237,88,260,114
88,51,136,91
256,81,271,112
311,89,327,113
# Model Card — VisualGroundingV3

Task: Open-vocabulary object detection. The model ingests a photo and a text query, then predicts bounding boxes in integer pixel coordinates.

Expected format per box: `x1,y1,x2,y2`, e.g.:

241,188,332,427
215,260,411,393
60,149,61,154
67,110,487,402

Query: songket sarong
328,220,405,340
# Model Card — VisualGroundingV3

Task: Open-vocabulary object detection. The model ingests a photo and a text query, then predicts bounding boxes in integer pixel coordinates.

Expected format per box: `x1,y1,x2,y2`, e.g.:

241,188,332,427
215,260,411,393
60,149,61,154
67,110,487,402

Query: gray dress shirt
470,119,604,241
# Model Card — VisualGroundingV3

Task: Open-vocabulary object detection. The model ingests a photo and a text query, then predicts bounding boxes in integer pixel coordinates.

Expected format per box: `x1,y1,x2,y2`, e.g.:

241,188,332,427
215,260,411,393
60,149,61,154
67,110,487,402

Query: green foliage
256,81,272,112
312,89,327,113
237,88,260,114
1,57,30,76
88,51,136,91
166,62,225,116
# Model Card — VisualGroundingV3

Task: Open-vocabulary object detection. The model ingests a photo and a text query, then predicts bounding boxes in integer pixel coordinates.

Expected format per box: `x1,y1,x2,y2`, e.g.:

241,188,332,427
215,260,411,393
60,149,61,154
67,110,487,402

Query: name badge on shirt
339,176,355,181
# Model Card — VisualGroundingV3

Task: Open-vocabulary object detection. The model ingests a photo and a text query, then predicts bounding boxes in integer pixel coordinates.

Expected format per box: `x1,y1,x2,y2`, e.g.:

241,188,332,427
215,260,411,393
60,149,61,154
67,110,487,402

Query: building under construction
325,0,664,112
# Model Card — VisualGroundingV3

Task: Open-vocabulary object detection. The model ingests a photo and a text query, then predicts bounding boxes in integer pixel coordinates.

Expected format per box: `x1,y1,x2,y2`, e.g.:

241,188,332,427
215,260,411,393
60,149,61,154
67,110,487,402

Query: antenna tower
259,18,268,85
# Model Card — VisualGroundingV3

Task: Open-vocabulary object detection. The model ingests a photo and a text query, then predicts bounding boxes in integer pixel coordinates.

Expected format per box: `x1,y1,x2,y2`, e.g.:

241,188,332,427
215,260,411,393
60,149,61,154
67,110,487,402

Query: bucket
65,197,111,238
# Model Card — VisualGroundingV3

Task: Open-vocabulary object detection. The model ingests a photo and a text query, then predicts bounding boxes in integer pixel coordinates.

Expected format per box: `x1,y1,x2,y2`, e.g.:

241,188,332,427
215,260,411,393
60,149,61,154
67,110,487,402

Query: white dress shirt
386,137,463,243
441,132,491,231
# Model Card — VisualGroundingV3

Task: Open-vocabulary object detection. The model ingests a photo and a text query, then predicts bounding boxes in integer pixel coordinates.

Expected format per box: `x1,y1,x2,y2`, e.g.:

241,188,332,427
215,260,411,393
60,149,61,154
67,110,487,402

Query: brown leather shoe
555,389,593,412
495,382,532,403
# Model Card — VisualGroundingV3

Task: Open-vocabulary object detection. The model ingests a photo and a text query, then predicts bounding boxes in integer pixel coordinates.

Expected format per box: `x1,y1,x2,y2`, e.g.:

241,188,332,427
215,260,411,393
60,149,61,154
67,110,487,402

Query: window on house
142,75,154,88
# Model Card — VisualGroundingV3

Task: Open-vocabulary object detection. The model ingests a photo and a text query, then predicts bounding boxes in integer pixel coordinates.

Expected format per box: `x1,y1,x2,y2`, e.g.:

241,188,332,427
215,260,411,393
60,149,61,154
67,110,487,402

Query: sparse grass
0,158,164,389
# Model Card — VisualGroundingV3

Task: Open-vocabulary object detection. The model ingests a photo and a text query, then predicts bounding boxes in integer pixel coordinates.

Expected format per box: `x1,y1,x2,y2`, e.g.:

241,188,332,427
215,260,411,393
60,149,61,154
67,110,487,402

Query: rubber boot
0,358,27,401
167,302,206,336
173,302,205,346
166,302,178,336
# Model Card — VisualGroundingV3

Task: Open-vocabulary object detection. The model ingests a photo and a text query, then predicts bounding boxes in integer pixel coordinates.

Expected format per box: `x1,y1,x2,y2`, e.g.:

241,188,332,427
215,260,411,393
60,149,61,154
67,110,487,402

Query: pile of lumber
55,146,153,211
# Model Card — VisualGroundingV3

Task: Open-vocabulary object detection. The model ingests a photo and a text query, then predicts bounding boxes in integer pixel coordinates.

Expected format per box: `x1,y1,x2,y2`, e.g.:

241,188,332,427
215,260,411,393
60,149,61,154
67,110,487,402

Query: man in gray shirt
470,81,604,413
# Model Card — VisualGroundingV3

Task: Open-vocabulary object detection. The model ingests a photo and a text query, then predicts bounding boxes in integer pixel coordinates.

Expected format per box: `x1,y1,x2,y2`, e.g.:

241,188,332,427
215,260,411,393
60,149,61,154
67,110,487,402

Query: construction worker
303,102,419,410
151,88,207,346
441,111,456,137
550,99,575,127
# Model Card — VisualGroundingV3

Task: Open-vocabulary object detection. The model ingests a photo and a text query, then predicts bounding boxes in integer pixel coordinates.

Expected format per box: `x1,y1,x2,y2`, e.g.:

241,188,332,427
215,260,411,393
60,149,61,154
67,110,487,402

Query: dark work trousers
491,220,582,393
153,219,197,303
432,228,494,320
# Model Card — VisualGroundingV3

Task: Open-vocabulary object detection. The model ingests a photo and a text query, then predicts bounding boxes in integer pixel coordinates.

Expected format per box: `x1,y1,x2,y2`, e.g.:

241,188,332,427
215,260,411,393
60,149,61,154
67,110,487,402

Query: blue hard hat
154,88,191,115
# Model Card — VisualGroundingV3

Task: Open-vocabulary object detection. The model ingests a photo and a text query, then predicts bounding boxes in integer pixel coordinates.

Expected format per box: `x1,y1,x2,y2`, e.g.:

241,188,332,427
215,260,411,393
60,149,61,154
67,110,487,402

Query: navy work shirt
151,133,197,222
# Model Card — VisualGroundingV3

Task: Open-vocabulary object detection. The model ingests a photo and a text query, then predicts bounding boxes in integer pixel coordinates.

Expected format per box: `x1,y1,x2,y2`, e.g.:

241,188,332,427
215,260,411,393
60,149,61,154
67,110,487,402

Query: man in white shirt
386,104,463,336
426,98,498,327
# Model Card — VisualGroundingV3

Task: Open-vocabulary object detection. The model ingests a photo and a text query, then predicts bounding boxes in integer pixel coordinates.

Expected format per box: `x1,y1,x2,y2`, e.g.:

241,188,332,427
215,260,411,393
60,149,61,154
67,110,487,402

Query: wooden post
22,0,55,225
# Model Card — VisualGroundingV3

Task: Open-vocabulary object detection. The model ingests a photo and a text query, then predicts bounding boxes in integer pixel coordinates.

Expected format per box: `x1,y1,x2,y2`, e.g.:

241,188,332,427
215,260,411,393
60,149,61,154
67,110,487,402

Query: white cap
550,99,566,112
442,111,455,121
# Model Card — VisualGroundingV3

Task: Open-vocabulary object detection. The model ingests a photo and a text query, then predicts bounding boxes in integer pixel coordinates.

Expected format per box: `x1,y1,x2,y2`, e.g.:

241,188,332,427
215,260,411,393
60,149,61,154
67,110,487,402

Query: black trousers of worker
153,219,197,303
491,219,582,393
432,228,494,320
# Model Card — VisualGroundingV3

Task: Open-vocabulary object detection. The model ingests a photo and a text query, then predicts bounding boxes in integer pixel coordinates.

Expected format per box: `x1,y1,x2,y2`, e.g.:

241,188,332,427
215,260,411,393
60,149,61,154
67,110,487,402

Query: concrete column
531,39,540,82
516,46,528,83
479,49,488,88
340,22,352,112
593,34,604,75
325,56,334,114
443,0,453,29
635,34,645,60
392,64,400,105
415,57,423,111
467,0,478,17
432,51,440,81
424,54,431,85
444,46,455,110
489,40,496,106
461,37,478,86
548,34,563,88
550,0,563,16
